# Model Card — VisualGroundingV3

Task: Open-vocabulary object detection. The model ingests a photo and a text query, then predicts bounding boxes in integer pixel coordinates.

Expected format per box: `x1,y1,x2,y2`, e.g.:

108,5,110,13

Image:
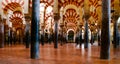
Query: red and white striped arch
64,9,79,24
63,9,80,31
10,12,23,20
9,12,23,27
2,0,24,13
2,0,24,8
9,11,23,23
59,0,84,8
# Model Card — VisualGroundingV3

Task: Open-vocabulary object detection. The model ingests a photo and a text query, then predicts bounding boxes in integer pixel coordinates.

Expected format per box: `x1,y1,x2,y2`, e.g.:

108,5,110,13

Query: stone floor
0,43,120,64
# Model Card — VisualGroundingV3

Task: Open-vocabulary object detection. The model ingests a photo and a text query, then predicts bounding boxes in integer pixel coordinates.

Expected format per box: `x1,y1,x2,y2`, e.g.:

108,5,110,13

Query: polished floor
0,42,120,64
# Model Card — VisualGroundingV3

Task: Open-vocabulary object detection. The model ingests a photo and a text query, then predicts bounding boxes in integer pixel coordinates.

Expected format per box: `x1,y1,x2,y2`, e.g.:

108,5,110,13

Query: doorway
68,30,74,42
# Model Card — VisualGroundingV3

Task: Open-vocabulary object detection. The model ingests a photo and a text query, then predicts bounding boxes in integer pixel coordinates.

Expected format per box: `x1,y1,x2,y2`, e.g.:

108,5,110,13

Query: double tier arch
9,11,24,29
2,0,25,30
58,0,84,33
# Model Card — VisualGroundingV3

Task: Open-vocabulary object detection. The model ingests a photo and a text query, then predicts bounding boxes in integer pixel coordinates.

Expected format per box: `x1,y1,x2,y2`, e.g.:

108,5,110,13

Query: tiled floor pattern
0,43,119,64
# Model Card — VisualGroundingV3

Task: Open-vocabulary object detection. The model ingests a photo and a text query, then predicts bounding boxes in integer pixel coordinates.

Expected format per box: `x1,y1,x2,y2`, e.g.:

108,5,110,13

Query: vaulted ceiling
1,0,119,33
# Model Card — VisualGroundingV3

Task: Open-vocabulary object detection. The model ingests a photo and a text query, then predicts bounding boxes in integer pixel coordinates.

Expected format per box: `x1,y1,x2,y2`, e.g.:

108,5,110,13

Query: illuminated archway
67,29,75,42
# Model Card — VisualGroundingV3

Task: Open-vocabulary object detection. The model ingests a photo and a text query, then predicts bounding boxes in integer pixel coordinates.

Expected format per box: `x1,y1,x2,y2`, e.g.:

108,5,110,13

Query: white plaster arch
67,29,75,34
117,17,120,24
66,29,76,42
117,17,120,32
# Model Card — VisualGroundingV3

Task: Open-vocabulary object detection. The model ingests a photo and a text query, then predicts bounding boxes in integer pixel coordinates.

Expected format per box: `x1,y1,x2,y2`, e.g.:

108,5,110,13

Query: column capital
83,13,90,20
54,13,60,21
112,13,120,21
79,22,83,28
49,27,53,34
25,14,31,20
41,23,45,29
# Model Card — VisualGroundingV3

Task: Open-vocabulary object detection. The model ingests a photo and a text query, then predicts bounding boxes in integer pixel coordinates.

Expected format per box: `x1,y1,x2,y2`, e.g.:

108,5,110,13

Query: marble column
84,0,90,49
54,13,59,48
53,0,59,48
60,23,64,45
90,24,95,45
0,19,4,48
84,18,89,48
79,24,83,46
41,24,45,46
113,13,119,48
25,17,30,48
4,19,7,45
100,0,111,59
30,0,40,59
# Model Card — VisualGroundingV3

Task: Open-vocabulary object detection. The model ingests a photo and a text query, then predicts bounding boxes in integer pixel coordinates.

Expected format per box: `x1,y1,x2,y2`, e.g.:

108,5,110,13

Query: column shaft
25,18,30,48
79,28,82,46
0,22,4,48
84,21,89,48
54,21,58,48
113,19,119,48
113,14,120,48
30,0,40,59
100,0,111,59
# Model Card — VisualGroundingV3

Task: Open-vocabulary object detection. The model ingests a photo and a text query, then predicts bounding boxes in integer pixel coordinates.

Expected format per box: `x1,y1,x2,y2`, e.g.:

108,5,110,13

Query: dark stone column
10,29,12,45
84,20,89,48
84,0,90,49
79,28,82,46
30,0,40,59
8,27,11,45
90,31,94,45
79,23,83,47
4,19,7,45
41,24,45,46
100,0,111,59
60,23,64,46
25,21,30,48
0,21,4,48
113,14,119,48
54,13,59,48
25,15,31,48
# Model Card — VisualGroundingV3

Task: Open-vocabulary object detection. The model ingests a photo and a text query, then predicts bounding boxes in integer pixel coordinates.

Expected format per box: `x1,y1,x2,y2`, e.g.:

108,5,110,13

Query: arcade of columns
0,0,119,59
